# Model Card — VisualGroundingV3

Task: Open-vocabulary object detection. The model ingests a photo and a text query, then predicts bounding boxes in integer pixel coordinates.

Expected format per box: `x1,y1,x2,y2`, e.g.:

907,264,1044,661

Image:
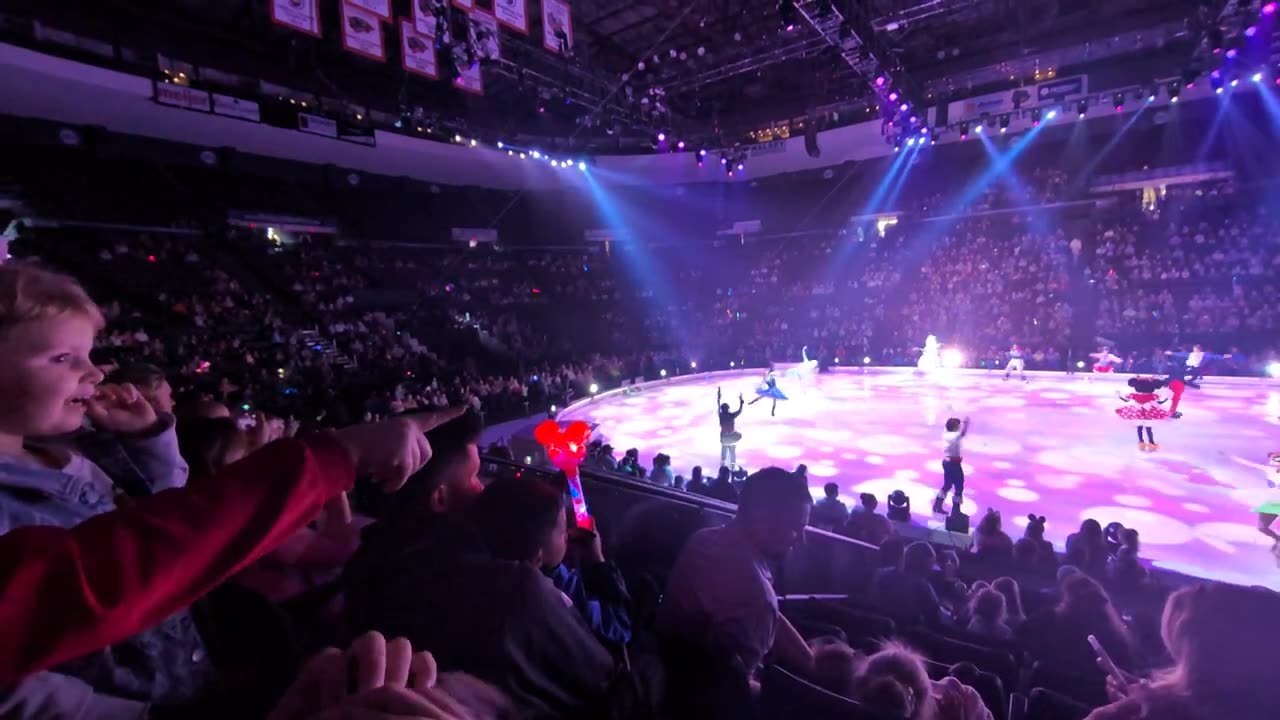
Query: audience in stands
974,509,1015,562
992,576,1027,626
870,541,948,625
1085,582,1280,720
811,482,850,530
1018,574,1137,692
840,492,895,545
1067,519,1111,578
967,588,1014,640
659,467,815,682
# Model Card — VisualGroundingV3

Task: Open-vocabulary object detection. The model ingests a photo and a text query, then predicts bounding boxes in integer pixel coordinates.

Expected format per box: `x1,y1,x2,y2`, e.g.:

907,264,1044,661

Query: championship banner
154,82,211,112
493,0,529,34
270,0,321,37
297,112,339,138
212,93,261,122
413,0,435,34
542,0,572,54
401,20,439,79
341,1,386,62
346,0,391,21
470,9,501,61
453,50,483,95
948,87,1014,121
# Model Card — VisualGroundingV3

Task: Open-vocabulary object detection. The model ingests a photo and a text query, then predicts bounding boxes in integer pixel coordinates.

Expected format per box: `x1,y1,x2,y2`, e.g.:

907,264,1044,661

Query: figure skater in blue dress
748,365,788,417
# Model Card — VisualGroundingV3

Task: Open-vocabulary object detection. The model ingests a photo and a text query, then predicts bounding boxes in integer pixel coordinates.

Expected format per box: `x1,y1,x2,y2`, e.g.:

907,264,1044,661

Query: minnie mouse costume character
1115,376,1172,452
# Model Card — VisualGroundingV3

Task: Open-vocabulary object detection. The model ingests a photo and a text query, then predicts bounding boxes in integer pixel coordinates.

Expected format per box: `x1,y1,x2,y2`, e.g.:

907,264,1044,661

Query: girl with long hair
1086,583,1280,720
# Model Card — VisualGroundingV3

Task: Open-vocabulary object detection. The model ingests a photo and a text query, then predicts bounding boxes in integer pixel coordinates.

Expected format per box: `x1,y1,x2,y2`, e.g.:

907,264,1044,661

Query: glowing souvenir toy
534,419,593,527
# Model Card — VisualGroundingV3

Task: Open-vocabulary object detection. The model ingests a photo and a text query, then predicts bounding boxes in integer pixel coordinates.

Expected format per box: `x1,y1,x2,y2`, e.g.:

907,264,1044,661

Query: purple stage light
1226,48,1238,59
1245,25,1257,37
677,140,686,149
657,132,666,142
1264,2,1277,15
875,75,886,87
888,91,899,102
720,157,728,165
736,163,744,171
900,103,909,112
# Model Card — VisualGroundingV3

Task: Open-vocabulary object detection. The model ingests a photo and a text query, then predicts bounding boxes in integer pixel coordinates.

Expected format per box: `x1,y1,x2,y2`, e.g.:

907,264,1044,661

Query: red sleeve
0,434,355,683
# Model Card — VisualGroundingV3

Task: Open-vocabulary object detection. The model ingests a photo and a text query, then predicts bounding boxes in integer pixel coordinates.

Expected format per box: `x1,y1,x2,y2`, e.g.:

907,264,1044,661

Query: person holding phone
1084,583,1280,720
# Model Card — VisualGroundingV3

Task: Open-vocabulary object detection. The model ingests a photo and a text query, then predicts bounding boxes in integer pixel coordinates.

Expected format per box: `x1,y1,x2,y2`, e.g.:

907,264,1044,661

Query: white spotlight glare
863,356,871,365
1253,72,1264,83
1231,79,1239,87
532,150,542,159
660,369,667,377
690,361,698,369
1076,360,1086,369
1268,362,1280,378
578,161,586,171
469,139,477,147
941,348,966,368
589,383,599,394
497,141,504,149
1046,109,1057,120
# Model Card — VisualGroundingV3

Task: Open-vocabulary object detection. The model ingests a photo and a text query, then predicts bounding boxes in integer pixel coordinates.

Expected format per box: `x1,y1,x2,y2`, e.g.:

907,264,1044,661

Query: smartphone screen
1088,634,1127,687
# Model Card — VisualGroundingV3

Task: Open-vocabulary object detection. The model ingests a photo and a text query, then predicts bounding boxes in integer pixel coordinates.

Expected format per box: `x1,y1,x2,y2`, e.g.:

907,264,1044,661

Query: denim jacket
0,416,213,711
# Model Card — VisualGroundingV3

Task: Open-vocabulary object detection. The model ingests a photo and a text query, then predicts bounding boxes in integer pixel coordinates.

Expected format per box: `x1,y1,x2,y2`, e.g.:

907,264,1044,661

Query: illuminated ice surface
561,369,1280,589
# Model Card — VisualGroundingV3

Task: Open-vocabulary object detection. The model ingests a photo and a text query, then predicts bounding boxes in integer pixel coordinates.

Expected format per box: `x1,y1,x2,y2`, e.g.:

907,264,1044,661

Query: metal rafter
793,0,923,107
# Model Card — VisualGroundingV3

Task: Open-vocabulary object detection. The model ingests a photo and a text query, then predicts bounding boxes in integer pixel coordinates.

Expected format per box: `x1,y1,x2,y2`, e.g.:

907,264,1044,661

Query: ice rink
561,368,1280,589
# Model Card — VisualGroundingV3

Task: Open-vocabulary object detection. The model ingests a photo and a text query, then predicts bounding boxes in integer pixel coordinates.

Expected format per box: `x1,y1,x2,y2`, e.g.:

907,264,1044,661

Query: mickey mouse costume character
1115,376,1172,452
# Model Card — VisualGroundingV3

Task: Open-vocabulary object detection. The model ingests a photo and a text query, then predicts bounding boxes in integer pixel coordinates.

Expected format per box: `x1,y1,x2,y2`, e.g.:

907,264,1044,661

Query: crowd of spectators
3,125,1280,720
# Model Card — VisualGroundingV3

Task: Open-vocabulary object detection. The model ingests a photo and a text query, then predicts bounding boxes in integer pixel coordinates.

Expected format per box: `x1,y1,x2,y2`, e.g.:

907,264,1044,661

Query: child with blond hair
0,262,195,713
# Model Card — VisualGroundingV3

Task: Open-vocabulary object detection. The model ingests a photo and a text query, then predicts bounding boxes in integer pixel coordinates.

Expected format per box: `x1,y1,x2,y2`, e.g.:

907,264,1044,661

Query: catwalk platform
560,368,1280,589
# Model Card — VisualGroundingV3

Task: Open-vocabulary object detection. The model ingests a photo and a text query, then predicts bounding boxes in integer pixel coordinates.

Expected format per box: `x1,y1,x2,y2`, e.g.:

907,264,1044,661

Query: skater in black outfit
934,416,971,515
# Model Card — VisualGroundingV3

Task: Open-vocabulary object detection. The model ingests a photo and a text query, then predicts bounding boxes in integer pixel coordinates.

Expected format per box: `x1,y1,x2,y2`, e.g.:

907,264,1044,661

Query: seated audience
658,467,815,679
991,576,1026,626
1085,582,1280,720
966,588,1014,640
1018,574,1136,684
1066,518,1110,578
841,492,894,545
705,464,740,504
811,482,850,529
346,470,627,718
973,508,1014,562
869,541,947,625
1107,528,1148,589
854,641,993,720
684,465,708,495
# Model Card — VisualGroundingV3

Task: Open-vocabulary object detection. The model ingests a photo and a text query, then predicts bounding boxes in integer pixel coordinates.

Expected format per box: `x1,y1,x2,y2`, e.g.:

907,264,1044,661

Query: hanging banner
154,82,212,112
270,0,321,37
401,20,439,79
413,0,435,34
453,50,484,95
341,1,386,62
470,9,501,61
542,0,572,55
298,112,339,138
1036,75,1088,104
947,87,1014,121
212,93,261,122
346,0,391,21
493,0,529,34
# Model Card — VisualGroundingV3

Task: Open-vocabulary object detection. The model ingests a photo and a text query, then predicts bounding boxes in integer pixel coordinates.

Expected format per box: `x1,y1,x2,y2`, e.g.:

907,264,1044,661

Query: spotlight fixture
531,150,542,159
497,141,504,149
1031,108,1042,126
906,136,916,147
1145,84,1157,102
677,140,686,150
1230,78,1239,87
1045,109,1057,120
1265,2,1277,16
1167,81,1181,102
1210,71,1225,93
1077,98,1088,118
876,75,887,87
888,91,899,102
900,103,909,112
886,490,911,523
698,148,707,157
893,136,902,152
958,122,969,139
656,131,666,142
998,113,1010,132
974,122,983,134
1252,72,1263,83
578,161,587,171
